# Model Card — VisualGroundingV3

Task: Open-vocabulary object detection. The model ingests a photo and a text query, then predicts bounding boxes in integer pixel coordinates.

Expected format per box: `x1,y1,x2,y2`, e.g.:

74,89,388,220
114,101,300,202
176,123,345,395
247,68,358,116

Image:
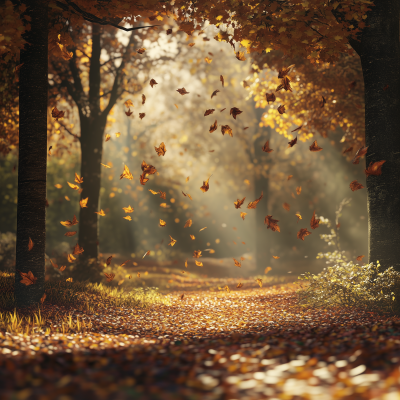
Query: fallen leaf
287,175,293,180
125,99,134,108
48,146,52,156
352,146,368,164
320,96,326,108
19,270,37,286
66,277,73,282
188,43,195,47
190,235,195,240
143,250,150,258
265,266,272,274
273,256,280,259
50,259,58,269
295,213,302,222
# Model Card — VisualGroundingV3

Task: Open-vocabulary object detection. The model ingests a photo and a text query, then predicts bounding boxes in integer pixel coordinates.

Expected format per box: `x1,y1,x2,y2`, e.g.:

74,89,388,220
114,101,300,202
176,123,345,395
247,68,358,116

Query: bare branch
58,120,81,139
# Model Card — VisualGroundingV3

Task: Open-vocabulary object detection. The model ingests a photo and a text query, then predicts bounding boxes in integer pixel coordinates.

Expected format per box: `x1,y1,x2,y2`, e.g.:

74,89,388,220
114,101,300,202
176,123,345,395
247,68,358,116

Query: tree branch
58,120,81,139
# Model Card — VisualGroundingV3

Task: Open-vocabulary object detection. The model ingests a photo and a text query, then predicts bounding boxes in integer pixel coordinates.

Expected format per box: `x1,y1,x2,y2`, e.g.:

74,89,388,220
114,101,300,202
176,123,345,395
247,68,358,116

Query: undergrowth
296,198,400,316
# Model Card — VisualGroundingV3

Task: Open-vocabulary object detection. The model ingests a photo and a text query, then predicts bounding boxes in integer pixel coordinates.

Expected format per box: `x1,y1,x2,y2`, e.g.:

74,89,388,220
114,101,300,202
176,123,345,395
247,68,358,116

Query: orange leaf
282,203,290,211
247,192,263,209
310,140,323,152
297,228,312,241
265,266,272,274
60,215,78,227
184,219,192,228
264,215,280,232
120,165,133,180
40,293,46,303
233,258,241,267
295,213,302,222
240,212,247,220
193,250,202,258
209,120,218,133
79,197,88,208
95,209,106,216
262,140,273,153
235,51,246,61
350,180,364,191
28,237,34,251
105,134,111,142
287,175,293,180
155,142,167,156
67,254,76,263
352,146,368,164
365,160,386,177
200,176,212,193
199,227,207,232
59,265,66,272
310,210,320,229
50,259,58,269
168,235,177,246
73,243,84,255
67,182,80,190
124,216,132,221
356,255,365,261
237,282,243,288
221,125,233,137
74,173,83,184
190,234,195,240
234,197,246,209
64,231,77,237
296,186,302,195
195,260,203,267
273,256,280,259
256,278,262,287
19,270,37,286
104,273,115,282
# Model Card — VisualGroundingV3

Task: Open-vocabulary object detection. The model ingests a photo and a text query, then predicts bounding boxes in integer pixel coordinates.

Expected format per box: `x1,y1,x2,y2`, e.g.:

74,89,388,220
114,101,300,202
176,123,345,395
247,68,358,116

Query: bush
296,199,400,316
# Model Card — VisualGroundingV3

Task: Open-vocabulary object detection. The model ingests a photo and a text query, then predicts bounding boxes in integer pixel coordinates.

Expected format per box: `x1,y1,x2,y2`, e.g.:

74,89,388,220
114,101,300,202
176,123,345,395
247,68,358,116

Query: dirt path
1,285,400,399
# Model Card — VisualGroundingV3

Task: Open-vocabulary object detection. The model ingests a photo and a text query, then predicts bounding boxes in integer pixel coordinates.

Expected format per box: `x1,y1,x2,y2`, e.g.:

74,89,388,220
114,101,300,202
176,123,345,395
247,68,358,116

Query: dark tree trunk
349,0,400,271
15,0,48,307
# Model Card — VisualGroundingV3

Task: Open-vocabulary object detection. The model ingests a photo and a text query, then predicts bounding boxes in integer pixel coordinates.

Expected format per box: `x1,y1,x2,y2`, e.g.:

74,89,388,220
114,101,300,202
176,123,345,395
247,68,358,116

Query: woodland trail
1,284,400,399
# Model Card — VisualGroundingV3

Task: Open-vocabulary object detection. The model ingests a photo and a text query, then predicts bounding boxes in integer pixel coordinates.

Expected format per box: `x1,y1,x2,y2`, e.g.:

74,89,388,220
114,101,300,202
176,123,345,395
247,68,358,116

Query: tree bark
15,0,48,307
350,0,400,271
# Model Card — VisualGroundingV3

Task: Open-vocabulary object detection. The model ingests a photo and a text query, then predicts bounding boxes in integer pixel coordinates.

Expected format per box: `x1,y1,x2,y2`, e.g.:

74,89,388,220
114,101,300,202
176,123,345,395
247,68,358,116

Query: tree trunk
351,0,400,271
15,0,48,308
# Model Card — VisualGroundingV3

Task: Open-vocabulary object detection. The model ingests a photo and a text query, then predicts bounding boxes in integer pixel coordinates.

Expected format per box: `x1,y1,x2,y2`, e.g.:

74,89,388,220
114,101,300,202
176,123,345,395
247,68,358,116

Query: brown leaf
352,146,369,164
266,93,276,103
288,137,297,148
320,96,326,108
155,142,167,156
188,43,195,47
182,191,193,200
349,180,364,191
204,109,215,116
235,51,246,61
230,107,243,120
310,210,320,229
278,64,295,79
211,90,220,99
291,125,303,132
28,237,34,251
343,146,353,154
73,243,84,255
166,28,172,35
150,79,158,88
184,219,192,228
19,270,37,286
143,250,150,258
365,160,386,177
139,113,146,120
50,259,58,270
297,228,312,240
282,202,290,211
51,107,65,121
247,192,263,209
106,256,113,266
177,87,189,95
296,186,301,195
59,265,66,272
125,108,133,116
278,105,286,114
209,120,218,133
64,231,77,237
287,175,293,180
200,176,212,193
220,75,224,87
221,125,233,137
234,197,246,209
233,258,241,267
40,293,46,303
137,48,146,54
310,140,323,152
142,94,146,105
356,255,365,261
262,140,273,153
104,273,115,282
264,215,280,232
60,215,78,227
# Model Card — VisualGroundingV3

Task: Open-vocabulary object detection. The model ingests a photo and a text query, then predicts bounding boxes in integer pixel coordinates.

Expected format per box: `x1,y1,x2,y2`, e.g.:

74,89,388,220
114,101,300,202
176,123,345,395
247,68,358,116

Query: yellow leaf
54,184,62,189
79,197,88,208
123,216,132,221
105,134,111,142
67,182,80,190
95,209,106,216
122,205,134,213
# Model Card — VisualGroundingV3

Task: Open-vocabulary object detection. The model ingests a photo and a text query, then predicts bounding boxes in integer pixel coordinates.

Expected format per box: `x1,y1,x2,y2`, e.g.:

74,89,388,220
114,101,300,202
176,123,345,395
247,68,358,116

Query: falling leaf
195,261,203,267
54,184,62,189
287,175,293,180
64,231,77,237
350,180,364,191
235,51,246,61
184,219,192,228
273,256,280,259
104,273,115,282
118,279,124,286
60,215,78,227
51,107,64,120
242,80,250,88
19,270,37,286
278,105,286,114
247,192,263,209
220,75,224,87
95,209,106,216
50,259,59,270
264,215,280,232
190,235,195,240
230,107,243,119
150,79,158,88
120,165,133,180
240,212,247,220
266,93,276,103
182,191,193,200
199,227,207,232
310,211,320,229
168,235,177,246
177,87,189,95
288,137,297,147
204,109,215,116
119,260,130,267
139,113,146,120
295,213,302,222
310,141,323,152
352,146,368,164
180,294,185,300
262,141,273,153
211,90,220,99
59,265,66,272
265,266,272,274
200,176,212,192
67,182,80,190
220,108,226,112
66,277,73,282
296,186,302,195
188,43,195,47
125,99,134,108
101,163,111,168
291,125,303,132
185,259,188,268
256,278,262,288
137,47,146,54
234,197,246,209
159,219,166,227
79,197,88,208
155,142,167,156
278,64,295,79
74,173,83,184
67,254,76,263
40,293,46,303
205,57,212,63
124,216,132,221
283,203,290,211
233,258,241,267
365,160,386,177
28,237,34,251
297,228,312,240
356,255,365,261
73,243,84,255
193,250,202,258
166,28,172,35
106,256,113,266
221,125,233,137
142,94,146,105
209,120,218,133
125,108,133,116
105,134,111,142
237,282,243,288
320,96,327,108
48,146,52,156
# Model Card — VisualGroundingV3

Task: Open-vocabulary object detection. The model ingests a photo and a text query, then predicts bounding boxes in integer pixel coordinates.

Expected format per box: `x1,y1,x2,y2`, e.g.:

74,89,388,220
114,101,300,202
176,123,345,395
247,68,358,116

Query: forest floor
1,278,400,400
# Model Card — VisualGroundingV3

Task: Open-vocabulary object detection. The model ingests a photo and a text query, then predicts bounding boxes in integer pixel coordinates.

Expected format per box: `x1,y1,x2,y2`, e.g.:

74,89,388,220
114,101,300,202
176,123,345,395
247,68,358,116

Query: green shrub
296,199,400,316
